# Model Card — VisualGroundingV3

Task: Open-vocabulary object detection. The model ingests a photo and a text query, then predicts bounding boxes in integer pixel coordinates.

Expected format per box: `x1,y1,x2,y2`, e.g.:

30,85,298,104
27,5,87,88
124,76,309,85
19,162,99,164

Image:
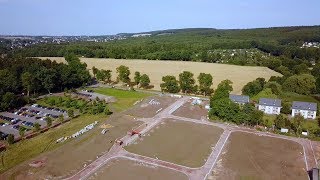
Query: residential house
229,94,249,105
291,101,317,119
258,98,282,115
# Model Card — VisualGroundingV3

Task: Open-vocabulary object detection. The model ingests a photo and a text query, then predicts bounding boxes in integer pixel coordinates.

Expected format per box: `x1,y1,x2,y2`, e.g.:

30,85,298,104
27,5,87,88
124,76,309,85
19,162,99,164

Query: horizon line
1,24,319,37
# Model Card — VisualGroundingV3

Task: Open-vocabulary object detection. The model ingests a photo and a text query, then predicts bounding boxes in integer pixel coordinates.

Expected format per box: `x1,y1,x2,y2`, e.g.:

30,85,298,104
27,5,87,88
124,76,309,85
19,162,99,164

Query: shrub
7,134,14,144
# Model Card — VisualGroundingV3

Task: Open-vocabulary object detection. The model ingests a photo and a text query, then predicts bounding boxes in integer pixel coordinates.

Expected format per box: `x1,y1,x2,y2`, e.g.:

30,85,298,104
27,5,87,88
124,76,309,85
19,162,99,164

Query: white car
2,123,9,127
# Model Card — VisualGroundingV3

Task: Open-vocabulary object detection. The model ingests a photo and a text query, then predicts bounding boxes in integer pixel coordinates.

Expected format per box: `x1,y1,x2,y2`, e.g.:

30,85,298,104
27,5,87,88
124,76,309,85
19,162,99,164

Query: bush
58,114,64,122
46,117,52,127
68,109,74,118
104,106,112,115
7,134,14,144
34,122,41,131
281,101,291,114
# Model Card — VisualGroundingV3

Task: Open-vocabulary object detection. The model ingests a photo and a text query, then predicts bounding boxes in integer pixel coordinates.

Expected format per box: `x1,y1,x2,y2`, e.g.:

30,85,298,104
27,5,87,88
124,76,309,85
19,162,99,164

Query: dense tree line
160,71,213,95
0,54,91,111
209,80,264,125
11,26,320,66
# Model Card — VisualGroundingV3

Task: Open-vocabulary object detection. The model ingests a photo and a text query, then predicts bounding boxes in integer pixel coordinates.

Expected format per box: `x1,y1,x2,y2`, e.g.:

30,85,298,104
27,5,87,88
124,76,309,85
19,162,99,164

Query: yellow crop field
39,57,282,94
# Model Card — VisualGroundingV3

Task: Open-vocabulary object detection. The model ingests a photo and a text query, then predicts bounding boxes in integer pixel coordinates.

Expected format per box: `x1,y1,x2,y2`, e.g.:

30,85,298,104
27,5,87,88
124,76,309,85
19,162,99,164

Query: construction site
1,94,319,180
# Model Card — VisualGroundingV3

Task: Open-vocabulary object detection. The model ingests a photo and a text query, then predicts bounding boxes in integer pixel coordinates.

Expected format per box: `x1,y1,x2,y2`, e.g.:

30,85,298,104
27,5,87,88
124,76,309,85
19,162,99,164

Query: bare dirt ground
40,57,282,94
125,95,177,118
125,118,223,168
88,157,188,180
1,113,143,180
211,131,308,180
173,99,209,120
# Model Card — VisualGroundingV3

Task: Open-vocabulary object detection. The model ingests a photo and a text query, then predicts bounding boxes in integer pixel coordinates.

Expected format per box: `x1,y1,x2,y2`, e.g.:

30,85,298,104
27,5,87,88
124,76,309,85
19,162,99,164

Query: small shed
280,128,289,133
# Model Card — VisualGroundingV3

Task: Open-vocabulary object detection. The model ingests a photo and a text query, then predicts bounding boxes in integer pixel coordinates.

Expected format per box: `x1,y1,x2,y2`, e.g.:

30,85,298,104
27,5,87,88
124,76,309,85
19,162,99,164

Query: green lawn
92,88,153,112
251,88,278,102
280,92,319,103
0,114,105,173
252,88,319,104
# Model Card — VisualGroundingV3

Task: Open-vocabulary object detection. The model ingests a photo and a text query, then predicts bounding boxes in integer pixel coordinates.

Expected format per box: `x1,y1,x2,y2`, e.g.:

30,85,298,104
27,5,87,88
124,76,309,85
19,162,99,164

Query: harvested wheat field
39,57,282,94
89,158,188,180
210,131,308,180
125,118,223,168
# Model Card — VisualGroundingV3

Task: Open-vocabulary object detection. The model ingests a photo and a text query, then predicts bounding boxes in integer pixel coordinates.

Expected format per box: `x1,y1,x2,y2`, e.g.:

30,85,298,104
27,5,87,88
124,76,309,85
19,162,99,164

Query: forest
10,26,320,64
0,55,91,111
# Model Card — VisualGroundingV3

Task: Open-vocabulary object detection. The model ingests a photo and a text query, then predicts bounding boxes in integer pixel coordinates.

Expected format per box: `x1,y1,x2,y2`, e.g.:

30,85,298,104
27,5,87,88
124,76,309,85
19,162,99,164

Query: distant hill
118,26,320,42
12,25,320,66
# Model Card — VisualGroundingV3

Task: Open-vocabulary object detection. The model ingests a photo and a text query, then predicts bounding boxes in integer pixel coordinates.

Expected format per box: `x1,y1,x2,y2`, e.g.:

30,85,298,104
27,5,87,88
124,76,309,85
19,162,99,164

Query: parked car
11,119,21,125
0,131,8,140
12,125,20,130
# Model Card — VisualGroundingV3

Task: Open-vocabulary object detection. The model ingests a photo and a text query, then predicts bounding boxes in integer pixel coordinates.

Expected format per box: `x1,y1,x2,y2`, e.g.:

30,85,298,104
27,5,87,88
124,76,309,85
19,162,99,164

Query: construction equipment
127,130,140,136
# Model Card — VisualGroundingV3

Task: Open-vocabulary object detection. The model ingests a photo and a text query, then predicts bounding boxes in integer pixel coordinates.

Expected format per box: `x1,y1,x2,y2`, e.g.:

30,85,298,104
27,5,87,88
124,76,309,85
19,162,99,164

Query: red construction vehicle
127,130,140,136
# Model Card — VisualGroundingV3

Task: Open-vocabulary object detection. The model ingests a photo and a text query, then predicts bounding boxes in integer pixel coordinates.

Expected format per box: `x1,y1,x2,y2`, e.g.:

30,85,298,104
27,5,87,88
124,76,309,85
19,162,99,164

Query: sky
0,0,320,36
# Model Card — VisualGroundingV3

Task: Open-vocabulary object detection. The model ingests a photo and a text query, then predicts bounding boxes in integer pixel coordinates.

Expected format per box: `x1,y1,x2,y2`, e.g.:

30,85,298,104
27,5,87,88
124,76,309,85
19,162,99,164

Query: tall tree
274,114,286,129
291,115,304,134
179,71,195,94
198,73,213,96
105,70,112,83
140,74,150,88
37,67,56,94
92,66,98,78
209,98,240,122
21,72,34,97
293,63,310,75
0,69,18,94
316,77,320,93
134,71,141,87
242,78,265,97
116,65,130,84
160,75,180,93
282,74,316,95
210,79,233,102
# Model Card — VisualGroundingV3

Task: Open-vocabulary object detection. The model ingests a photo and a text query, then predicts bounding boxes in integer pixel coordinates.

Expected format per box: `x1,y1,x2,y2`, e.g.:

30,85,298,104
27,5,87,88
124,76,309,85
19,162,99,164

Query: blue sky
0,0,319,35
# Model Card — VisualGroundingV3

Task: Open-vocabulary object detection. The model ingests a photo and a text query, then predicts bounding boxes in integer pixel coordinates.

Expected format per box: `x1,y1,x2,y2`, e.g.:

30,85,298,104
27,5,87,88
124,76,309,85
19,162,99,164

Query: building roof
292,101,317,111
258,98,281,107
229,94,249,104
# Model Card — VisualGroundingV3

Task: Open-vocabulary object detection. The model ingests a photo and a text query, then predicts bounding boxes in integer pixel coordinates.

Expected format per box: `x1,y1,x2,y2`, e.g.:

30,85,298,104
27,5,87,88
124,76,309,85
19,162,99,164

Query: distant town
0,35,128,49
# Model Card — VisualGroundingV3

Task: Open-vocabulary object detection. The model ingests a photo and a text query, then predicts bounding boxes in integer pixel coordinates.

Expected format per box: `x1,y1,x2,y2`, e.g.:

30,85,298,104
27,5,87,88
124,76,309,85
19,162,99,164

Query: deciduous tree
160,75,180,93
282,74,316,95
116,65,131,84
179,71,195,94
198,73,213,96
134,71,141,87
210,79,233,102
140,74,150,88
21,72,34,97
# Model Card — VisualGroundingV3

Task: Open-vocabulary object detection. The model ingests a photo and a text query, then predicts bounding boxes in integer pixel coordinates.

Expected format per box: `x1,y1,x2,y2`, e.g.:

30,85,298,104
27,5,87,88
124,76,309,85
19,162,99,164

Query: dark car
12,125,20,130
11,119,21,125
0,132,8,140
25,122,34,127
